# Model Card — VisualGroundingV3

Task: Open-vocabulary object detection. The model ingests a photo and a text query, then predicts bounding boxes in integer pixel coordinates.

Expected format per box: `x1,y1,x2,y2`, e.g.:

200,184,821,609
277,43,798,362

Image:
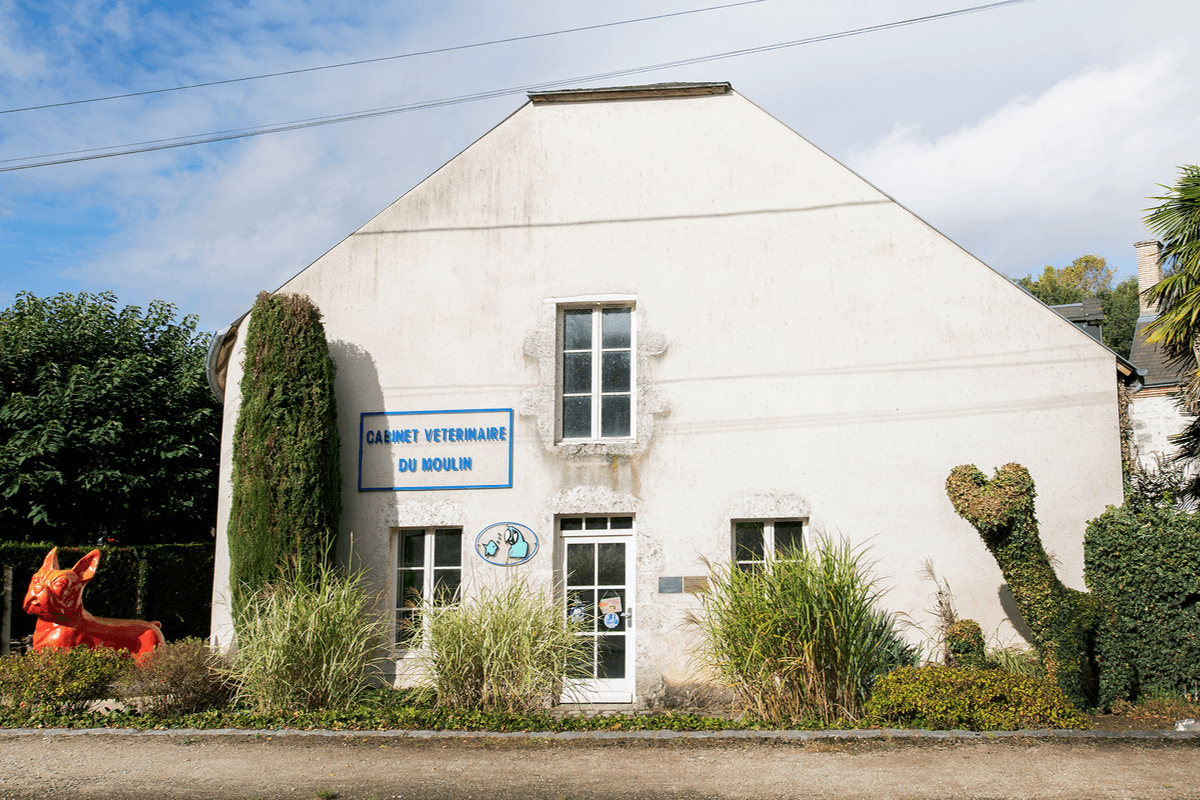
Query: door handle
621,606,633,626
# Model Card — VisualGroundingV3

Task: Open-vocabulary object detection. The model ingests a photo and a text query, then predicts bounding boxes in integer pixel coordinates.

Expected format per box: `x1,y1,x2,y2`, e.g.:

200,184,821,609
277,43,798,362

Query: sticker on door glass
598,596,622,615
603,612,621,630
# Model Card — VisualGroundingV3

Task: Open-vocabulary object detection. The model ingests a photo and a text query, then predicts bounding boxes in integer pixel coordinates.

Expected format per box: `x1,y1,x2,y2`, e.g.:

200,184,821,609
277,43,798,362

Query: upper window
733,519,806,570
396,527,462,648
560,306,634,440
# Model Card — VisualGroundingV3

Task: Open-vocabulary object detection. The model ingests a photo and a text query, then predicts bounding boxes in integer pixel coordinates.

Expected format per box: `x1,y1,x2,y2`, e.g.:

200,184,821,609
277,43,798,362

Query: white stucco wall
1130,390,1193,470
211,88,1124,704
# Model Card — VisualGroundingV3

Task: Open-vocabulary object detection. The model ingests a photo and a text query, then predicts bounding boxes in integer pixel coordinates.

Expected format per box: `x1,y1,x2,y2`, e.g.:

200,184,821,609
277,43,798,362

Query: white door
561,515,635,703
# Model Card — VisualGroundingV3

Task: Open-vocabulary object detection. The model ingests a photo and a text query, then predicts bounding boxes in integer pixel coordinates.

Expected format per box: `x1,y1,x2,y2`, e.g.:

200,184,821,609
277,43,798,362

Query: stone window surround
521,295,668,457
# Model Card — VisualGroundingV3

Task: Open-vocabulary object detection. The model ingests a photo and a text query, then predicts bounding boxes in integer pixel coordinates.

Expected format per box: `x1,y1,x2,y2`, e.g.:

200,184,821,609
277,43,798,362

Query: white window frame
557,302,636,442
395,527,462,651
732,519,807,570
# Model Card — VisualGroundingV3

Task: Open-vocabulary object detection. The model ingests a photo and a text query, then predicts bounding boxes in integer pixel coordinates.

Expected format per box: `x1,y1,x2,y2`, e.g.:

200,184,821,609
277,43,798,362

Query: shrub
946,620,986,669
691,536,917,726
226,562,385,713
118,638,234,715
945,463,1108,708
867,666,1087,731
0,648,130,714
228,291,341,629
1085,501,1200,699
416,577,590,714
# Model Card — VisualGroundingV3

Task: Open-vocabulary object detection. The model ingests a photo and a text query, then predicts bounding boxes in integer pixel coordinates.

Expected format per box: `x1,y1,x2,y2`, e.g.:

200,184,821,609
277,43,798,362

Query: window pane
774,521,804,556
735,522,765,562
601,395,631,437
601,308,631,348
601,351,630,392
609,516,633,529
563,352,592,394
434,530,460,567
567,589,596,630
597,634,626,679
566,543,594,587
560,517,584,531
597,542,625,586
433,569,460,604
563,309,592,350
399,568,424,607
598,589,626,632
401,531,425,568
585,517,608,530
562,396,591,438
396,610,418,647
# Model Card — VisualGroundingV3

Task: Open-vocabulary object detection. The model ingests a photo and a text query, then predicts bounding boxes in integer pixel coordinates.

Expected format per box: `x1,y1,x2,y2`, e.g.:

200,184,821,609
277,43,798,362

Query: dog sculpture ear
39,547,60,573
71,549,102,583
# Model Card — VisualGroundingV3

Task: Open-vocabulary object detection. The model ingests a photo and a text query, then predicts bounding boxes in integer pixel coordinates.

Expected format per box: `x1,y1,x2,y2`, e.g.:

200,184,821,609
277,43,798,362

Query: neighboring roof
1046,299,1144,389
527,82,731,104
1130,318,1192,389
1051,298,1104,324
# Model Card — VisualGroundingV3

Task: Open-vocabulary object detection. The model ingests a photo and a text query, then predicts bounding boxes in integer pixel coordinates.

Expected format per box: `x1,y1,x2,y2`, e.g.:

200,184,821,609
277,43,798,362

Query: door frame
558,516,636,704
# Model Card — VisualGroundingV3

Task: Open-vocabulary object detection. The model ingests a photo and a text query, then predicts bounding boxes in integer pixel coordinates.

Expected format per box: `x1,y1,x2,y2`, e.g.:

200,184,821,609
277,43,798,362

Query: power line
0,0,769,115
0,0,1036,173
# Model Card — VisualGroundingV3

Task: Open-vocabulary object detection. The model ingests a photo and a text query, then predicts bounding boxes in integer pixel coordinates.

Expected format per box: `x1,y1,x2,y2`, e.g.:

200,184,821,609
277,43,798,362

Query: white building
209,83,1127,706
1129,239,1195,470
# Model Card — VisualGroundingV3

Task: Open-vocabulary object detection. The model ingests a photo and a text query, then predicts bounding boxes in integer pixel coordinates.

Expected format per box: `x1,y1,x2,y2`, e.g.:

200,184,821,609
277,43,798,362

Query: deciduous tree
0,291,218,545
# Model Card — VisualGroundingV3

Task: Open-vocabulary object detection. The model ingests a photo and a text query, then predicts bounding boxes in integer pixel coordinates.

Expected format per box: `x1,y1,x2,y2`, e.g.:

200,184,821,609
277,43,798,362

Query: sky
1,0,1197,334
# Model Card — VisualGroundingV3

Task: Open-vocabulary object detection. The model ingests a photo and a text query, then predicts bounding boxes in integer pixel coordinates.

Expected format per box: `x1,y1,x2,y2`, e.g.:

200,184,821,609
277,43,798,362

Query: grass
414,576,591,713
226,560,387,713
690,535,918,726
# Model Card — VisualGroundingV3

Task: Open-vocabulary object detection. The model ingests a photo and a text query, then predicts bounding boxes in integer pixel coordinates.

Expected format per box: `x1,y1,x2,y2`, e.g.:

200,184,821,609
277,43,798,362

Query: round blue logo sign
474,522,539,567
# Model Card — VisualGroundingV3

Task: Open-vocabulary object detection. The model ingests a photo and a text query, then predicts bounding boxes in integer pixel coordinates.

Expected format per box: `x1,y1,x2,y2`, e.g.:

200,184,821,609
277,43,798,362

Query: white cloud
844,51,1199,276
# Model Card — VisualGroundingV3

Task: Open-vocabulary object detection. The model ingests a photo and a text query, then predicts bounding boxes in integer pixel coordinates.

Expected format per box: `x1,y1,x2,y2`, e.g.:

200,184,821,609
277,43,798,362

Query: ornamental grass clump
416,577,590,714
691,536,917,726
227,562,386,713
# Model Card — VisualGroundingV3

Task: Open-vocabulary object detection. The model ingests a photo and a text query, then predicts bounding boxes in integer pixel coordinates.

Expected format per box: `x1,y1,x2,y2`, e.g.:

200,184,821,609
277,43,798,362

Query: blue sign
358,408,514,492
475,522,539,567
603,612,621,630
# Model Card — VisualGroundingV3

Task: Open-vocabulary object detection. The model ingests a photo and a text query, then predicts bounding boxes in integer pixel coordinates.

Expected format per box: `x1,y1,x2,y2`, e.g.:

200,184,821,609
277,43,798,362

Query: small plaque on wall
683,576,709,593
658,577,683,594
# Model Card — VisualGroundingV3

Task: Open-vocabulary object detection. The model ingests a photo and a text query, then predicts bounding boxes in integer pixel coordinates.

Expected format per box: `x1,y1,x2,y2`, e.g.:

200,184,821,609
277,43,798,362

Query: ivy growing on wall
228,292,341,630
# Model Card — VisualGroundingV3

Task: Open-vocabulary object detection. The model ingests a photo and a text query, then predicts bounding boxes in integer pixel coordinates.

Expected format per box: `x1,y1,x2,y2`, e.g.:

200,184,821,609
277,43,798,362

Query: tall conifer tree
228,292,341,627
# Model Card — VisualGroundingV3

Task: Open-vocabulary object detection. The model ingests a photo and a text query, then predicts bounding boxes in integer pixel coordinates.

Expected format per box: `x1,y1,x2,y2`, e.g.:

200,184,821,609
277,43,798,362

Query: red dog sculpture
22,548,165,657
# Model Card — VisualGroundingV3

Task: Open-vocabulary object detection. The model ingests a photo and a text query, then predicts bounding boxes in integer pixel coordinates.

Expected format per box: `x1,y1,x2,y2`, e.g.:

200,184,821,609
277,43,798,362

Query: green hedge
1085,503,1200,697
1,543,213,643
867,666,1087,730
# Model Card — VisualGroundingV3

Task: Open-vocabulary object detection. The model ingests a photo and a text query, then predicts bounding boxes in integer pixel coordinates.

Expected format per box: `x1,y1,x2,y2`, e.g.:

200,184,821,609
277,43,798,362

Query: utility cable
0,0,1036,173
1,0,769,115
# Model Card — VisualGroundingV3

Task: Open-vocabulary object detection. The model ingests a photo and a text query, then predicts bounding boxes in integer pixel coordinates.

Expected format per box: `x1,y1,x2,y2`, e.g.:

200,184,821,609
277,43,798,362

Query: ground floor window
733,519,806,570
396,527,462,647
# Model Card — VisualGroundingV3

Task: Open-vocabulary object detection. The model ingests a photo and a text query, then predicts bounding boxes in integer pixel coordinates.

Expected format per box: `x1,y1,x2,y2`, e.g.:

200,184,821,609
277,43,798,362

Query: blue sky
2,0,1198,333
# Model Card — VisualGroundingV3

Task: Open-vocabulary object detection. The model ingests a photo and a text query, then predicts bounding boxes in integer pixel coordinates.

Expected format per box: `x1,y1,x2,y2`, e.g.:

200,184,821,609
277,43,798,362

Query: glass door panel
563,530,634,703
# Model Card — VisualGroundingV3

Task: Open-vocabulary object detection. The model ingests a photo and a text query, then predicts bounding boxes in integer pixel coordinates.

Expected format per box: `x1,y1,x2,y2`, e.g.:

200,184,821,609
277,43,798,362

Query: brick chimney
1136,239,1164,317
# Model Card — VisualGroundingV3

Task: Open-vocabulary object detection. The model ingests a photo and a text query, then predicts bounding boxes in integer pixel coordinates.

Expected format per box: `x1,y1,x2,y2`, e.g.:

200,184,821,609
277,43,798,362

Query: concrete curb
1,727,1199,742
